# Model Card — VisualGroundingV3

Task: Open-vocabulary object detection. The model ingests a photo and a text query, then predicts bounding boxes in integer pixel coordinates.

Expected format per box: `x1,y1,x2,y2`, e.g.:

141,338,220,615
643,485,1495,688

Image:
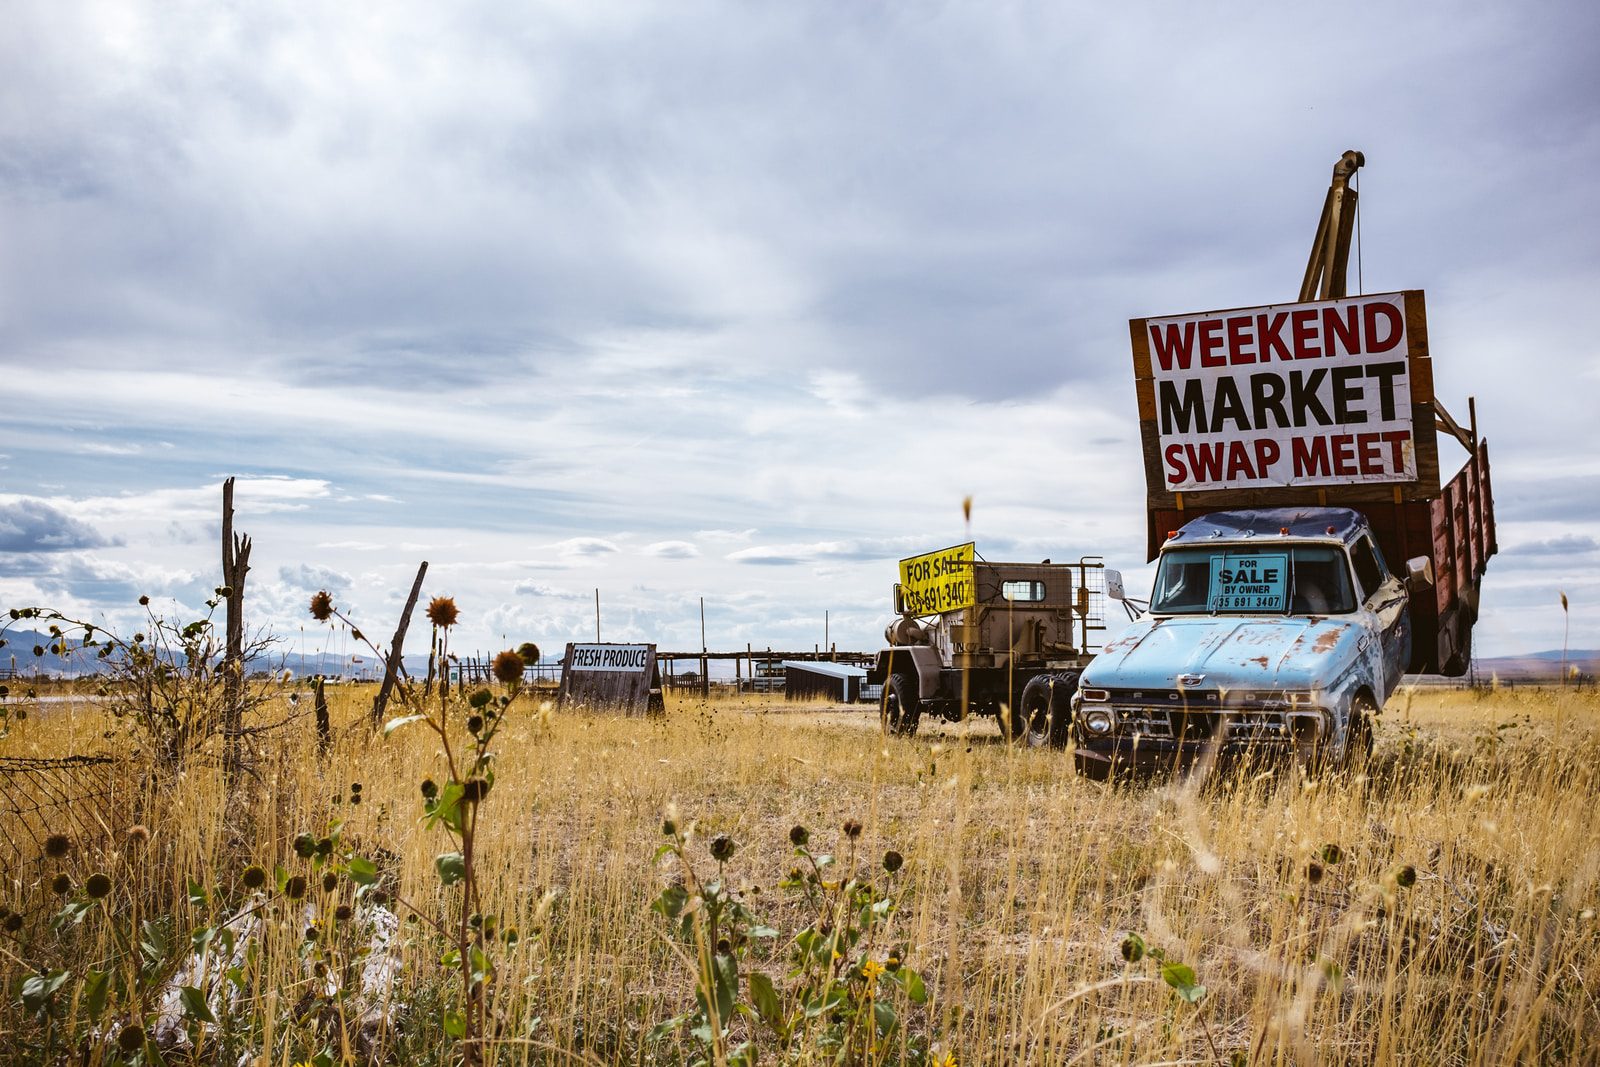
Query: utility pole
700,596,710,700
594,588,601,642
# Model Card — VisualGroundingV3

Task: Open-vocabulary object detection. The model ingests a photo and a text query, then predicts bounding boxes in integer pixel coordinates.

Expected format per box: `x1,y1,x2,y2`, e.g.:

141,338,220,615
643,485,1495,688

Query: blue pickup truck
1069,507,1436,778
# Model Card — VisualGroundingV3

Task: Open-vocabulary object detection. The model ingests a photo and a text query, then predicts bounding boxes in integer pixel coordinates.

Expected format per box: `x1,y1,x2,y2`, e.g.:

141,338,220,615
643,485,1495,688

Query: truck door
1351,535,1408,695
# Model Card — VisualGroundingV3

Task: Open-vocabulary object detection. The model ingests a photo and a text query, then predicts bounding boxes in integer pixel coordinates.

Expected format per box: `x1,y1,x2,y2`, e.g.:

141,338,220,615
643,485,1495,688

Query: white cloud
0,1,1595,656
554,537,621,558
642,541,699,559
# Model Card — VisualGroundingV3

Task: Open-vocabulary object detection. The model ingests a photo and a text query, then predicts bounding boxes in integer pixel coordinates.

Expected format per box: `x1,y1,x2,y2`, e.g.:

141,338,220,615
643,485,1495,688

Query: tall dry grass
2,682,1597,1064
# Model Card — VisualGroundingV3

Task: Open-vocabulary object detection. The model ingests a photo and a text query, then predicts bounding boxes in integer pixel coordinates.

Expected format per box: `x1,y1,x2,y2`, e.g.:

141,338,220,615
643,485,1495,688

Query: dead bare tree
221,477,252,778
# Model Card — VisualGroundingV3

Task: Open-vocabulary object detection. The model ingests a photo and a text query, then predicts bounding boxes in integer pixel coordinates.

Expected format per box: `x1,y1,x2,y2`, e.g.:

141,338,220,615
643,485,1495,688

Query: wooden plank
372,561,427,726
1129,317,1152,380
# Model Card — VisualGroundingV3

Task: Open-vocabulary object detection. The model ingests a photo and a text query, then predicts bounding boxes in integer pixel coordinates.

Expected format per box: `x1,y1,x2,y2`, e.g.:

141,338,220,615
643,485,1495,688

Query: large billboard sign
898,542,976,615
1131,292,1434,495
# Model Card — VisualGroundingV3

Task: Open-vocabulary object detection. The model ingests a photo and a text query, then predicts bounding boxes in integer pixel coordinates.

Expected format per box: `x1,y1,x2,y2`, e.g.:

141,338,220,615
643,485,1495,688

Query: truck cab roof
1165,506,1369,550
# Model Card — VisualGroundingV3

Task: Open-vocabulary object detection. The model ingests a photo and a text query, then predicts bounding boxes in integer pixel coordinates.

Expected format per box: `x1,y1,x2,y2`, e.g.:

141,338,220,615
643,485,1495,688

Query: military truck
1068,149,1497,777
867,542,1121,745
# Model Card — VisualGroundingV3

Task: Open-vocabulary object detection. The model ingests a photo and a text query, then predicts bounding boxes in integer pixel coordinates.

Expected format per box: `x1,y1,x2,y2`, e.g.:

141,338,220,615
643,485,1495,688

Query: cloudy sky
2,0,1596,667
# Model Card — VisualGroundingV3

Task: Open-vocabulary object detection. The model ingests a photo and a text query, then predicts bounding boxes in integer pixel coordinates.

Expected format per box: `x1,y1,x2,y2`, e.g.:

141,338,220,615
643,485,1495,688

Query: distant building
782,660,867,703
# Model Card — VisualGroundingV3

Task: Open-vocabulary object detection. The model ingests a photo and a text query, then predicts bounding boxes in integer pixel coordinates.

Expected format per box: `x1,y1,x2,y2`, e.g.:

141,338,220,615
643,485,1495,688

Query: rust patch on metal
1312,630,1341,653
1246,655,1270,667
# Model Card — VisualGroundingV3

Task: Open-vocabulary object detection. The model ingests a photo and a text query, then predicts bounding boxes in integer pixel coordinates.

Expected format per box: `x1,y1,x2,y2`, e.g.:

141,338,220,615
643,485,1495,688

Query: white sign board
565,644,652,672
1144,292,1417,492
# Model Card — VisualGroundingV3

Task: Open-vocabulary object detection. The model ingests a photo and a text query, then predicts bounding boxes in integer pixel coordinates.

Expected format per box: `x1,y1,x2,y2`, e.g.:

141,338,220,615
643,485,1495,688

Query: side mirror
1105,569,1126,601
1405,556,1435,593
892,583,908,615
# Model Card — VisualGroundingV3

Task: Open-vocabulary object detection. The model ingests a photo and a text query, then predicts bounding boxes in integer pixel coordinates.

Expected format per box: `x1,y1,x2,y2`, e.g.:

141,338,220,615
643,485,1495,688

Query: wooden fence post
221,478,251,778
371,561,427,726
314,676,331,755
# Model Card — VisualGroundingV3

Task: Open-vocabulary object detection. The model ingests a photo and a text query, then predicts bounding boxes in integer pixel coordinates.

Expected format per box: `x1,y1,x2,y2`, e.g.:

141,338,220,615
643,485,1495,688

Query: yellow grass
2,681,1598,1064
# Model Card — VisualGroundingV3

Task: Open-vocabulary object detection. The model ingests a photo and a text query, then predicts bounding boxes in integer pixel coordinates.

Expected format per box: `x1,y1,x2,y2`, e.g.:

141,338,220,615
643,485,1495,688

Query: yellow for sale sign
898,542,976,615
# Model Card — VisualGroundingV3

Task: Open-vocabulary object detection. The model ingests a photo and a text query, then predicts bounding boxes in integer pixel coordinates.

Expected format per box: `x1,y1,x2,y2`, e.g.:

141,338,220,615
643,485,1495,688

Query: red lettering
1184,441,1226,483
1331,433,1356,476
1358,431,1385,474
1226,316,1256,364
1322,305,1360,357
1225,440,1256,480
1381,429,1410,470
1164,443,1187,485
1292,309,1321,359
1257,312,1292,360
1149,322,1196,372
1254,438,1281,475
1198,319,1225,367
1363,300,1404,353
1292,436,1330,478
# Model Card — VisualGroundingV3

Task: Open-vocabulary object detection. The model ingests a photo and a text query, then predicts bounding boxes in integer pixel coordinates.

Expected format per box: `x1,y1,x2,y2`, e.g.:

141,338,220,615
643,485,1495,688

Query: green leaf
1160,961,1206,1004
383,713,428,737
873,999,898,1036
435,852,466,886
428,781,466,834
50,899,94,930
187,880,209,908
442,1008,467,1039
748,972,783,1033
179,985,216,1024
696,952,738,1026
647,1013,686,1041
900,967,928,1005
21,970,71,1013
345,856,379,886
728,1041,758,1067
82,970,110,1020
651,884,688,920
140,918,171,966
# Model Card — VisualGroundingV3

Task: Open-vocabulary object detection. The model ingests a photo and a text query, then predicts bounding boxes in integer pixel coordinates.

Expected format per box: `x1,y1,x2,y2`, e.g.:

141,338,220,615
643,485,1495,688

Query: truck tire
1344,694,1376,769
881,671,921,737
1015,671,1078,749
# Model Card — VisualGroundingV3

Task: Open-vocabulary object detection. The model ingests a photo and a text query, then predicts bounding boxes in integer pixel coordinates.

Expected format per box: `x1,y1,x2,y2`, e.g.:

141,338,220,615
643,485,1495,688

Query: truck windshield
1151,545,1356,616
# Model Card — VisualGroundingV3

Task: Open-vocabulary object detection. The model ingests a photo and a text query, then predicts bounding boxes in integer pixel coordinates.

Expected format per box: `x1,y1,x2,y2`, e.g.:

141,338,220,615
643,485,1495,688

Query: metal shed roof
781,661,868,680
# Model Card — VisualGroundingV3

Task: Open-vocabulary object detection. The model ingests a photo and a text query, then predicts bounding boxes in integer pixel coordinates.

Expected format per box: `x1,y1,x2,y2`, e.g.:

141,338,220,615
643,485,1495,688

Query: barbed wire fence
0,754,126,878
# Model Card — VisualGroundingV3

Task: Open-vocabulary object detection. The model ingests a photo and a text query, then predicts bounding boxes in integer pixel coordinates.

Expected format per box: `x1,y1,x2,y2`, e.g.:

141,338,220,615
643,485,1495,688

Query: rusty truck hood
1086,613,1362,693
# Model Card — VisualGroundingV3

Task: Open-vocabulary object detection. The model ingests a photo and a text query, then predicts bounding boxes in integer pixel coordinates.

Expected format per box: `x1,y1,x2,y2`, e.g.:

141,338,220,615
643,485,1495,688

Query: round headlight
1083,708,1115,736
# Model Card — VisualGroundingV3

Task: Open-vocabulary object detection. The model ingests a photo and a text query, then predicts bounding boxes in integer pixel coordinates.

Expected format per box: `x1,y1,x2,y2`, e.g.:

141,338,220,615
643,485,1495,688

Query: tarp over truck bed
1131,291,1496,676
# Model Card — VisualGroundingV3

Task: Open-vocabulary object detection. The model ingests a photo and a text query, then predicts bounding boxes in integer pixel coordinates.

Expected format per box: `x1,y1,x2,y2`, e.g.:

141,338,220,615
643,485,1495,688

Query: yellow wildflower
862,958,885,982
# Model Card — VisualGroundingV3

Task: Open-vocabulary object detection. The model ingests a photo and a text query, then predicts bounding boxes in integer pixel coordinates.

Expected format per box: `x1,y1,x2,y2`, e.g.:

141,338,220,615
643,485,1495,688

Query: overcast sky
2,0,1597,667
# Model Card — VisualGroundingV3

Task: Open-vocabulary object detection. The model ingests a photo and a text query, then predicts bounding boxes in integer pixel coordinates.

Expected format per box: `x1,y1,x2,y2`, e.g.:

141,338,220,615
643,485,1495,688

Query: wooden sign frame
557,643,666,716
1131,290,1440,557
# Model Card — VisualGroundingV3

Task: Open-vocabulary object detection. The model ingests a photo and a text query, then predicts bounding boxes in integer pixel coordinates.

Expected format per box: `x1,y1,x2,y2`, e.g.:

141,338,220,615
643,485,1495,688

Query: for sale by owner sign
1132,292,1428,493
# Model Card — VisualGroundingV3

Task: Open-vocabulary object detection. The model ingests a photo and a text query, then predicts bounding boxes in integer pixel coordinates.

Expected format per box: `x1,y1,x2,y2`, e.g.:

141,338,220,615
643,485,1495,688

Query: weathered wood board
557,643,666,716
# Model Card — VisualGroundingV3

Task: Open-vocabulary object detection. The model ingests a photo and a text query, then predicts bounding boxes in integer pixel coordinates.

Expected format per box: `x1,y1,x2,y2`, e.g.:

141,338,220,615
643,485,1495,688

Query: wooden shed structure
782,660,867,702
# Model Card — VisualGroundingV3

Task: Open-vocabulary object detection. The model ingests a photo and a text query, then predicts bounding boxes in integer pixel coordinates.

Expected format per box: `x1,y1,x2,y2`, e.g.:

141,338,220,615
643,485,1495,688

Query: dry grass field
2,679,1598,1066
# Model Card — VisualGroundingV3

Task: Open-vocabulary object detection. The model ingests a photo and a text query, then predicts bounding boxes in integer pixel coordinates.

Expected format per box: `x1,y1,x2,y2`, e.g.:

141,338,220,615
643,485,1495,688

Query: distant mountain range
3,627,1595,684
1466,650,1599,683
1,629,440,680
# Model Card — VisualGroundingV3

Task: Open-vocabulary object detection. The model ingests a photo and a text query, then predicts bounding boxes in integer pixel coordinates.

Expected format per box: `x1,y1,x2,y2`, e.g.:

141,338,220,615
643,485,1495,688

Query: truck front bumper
1073,703,1329,771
